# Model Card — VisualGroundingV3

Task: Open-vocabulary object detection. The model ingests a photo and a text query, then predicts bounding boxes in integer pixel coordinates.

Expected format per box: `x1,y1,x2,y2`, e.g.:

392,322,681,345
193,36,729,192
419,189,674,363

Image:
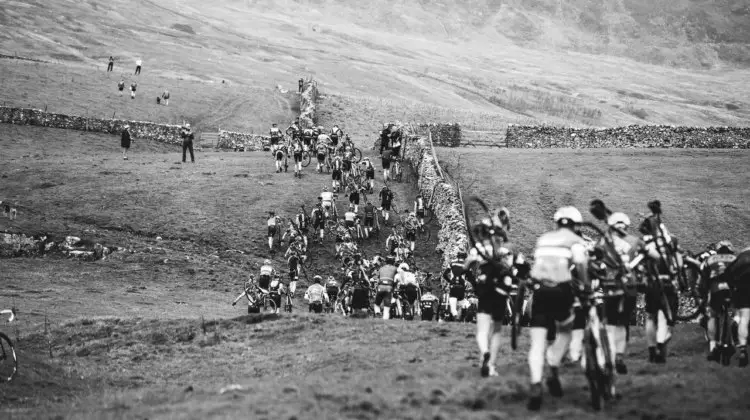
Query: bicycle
392,158,403,183
282,289,294,313
232,279,278,314
580,288,616,411
0,308,18,382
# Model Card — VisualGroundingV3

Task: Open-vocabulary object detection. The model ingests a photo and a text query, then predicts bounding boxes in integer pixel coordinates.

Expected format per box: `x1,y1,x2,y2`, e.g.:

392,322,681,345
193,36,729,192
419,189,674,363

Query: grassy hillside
442,148,750,255
2,0,749,129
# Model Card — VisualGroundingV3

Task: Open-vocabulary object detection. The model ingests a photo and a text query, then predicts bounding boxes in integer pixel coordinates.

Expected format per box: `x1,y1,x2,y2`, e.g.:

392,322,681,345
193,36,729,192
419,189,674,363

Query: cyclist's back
530,228,587,286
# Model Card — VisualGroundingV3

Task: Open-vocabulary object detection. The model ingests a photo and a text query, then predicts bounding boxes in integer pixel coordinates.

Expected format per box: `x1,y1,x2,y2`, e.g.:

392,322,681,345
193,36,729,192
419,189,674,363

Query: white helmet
398,263,410,271
553,206,582,225
607,212,631,228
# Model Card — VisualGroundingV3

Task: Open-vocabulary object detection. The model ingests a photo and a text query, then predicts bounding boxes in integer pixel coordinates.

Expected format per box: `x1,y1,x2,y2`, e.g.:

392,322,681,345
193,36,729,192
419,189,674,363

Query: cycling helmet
553,206,582,226
716,240,734,254
399,263,410,271
607,212,631,228
272,123,277,126
349,204,354,210
269,210,275,215
313,275,322,283
264,259,271,265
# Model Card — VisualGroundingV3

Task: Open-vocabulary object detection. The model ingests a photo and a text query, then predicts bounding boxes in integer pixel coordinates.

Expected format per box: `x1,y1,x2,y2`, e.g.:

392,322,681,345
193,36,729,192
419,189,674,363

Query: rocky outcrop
403,135,468,269
506,124,750,148
0,232,119,260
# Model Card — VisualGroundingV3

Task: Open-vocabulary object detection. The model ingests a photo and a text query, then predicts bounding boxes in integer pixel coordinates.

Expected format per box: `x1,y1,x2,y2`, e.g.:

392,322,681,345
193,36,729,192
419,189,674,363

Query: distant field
441,148,750,255
0,59,298,133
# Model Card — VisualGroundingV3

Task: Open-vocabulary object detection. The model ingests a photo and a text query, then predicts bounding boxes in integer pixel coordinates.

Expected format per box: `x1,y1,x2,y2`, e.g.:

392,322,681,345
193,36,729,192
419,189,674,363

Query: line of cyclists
459,198,749,412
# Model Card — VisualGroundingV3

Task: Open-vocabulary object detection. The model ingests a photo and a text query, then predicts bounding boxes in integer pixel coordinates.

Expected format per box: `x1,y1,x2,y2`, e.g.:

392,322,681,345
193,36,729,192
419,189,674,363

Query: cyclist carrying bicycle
464,212,516,378
725,246,750,367
268,275,284,314
638,200,680,364
444,251,470,320
285,241,305,296
291,137,305,178
363,201,376,239
330,125,343,147
526,206,590,411
361,157,376,193
396,263,420,317
305,276,329,313
319,186,336,217
269,123,282,146
414,193,426,228
311,202,326,244
403,211,419,251
702,240,737,362
341,151,353,184
331,155,343,193
286,120,301,141
325,275,341,307
589,212,660,376
381,148,392,182
315,134,330,173
258,259,276,291
374,256,399,319
379,184,394,223
346,181,361,213
272,143,286,173
295,206,311,249
267,211,280,251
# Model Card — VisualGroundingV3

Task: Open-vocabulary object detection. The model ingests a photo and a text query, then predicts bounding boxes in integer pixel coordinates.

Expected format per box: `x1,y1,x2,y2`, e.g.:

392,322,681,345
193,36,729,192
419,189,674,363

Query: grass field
441,148,750,256
2,0,750,418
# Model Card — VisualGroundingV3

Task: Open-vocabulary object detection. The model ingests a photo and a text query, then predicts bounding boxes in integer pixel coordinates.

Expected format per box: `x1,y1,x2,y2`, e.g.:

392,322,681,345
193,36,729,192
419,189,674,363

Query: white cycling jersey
320,191,334,203
344,211,357,222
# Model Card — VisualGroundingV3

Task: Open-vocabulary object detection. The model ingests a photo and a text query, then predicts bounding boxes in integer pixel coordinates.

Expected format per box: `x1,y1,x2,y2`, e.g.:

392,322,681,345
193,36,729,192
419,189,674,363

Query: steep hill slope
1,0,749,128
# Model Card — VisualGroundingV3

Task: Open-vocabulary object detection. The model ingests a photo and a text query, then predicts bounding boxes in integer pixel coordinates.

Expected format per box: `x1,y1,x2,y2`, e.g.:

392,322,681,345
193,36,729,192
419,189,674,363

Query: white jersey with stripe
530,228,587,285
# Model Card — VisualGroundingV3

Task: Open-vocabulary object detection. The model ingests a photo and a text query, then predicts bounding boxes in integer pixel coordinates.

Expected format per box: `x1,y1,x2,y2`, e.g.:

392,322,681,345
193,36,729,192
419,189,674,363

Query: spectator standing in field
117,79,125,96
107,56,114,72
135,58,142,75
298,78,304,92
121,125,132,160
162,89,170,106
130,81,137,99
181,123,195,163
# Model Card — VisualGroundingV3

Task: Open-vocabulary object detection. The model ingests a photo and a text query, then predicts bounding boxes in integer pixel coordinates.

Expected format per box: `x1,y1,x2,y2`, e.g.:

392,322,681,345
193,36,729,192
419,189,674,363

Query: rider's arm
232,290,247,305
571,243,590,289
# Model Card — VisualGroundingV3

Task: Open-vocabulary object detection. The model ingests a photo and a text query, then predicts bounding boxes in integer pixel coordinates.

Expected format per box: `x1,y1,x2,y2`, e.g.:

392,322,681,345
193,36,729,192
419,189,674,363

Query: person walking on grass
181,123,195,163
130,81,137,99
135,58,142,75
121,125,132,160
162,89,170,106
107,56,114,72
117,79,125,96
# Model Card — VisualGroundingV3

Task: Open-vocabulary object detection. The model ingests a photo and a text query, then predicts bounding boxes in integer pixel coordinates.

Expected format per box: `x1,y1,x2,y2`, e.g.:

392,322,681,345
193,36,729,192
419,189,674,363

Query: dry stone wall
299,79,318,129
506,124,750,148
403,135,468,269
0,106,186,145
215,130,269,151
414,123,462,147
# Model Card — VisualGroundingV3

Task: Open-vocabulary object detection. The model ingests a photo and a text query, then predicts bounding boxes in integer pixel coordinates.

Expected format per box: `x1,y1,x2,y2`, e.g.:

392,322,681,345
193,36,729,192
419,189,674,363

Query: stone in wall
403,135,469,269
415,123,462,148
299,79,318,129
506,124,750,149
215,130,269,151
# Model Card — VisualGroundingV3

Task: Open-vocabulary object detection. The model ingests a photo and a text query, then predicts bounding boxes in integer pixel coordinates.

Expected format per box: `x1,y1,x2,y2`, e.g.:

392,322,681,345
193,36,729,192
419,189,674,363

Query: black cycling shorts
603,294,637,327
404,285,418,304
375,288,393,306
294,152,303,163
258,275,271,290
317,153,326,163
267,226,277,238
416,209,425,218
382,158,391,169
366,170,375,180
449,286,466,300
477,289,507,322
332,170,342,181
364,216,374,227
352,288,370,309
349,193,359,205
529,283,575,329
275,151,285,161
405,231,416,241
644,284,678,325
309,302,323,313
381,202,391,211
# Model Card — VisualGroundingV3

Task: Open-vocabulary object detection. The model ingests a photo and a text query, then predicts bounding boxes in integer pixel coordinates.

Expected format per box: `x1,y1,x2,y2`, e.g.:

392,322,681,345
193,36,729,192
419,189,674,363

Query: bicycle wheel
675,265,702,321
0,332,18,382
597,326,615,401
583,329,604,411
351,148,362,163
262,296,277,314
302,151,312,167
510,286,526,351
284,294,293,313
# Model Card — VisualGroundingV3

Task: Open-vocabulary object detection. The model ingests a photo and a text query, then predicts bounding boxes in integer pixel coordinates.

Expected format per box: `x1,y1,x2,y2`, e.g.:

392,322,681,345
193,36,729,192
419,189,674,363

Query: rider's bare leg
268,236,273,250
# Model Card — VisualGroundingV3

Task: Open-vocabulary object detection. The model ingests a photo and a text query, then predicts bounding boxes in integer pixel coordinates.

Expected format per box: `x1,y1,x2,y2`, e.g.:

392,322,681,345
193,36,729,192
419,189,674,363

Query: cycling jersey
703,254,737,282
378,264,397,286
260,264,274,276
305,283,326,303
269,279,282,293
397,271,418,287
344,211,357,222
317,134,331,144
316,141,328,154
267,217,277,227
364,205,375,218
530,229,588,285
320,192,334,204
